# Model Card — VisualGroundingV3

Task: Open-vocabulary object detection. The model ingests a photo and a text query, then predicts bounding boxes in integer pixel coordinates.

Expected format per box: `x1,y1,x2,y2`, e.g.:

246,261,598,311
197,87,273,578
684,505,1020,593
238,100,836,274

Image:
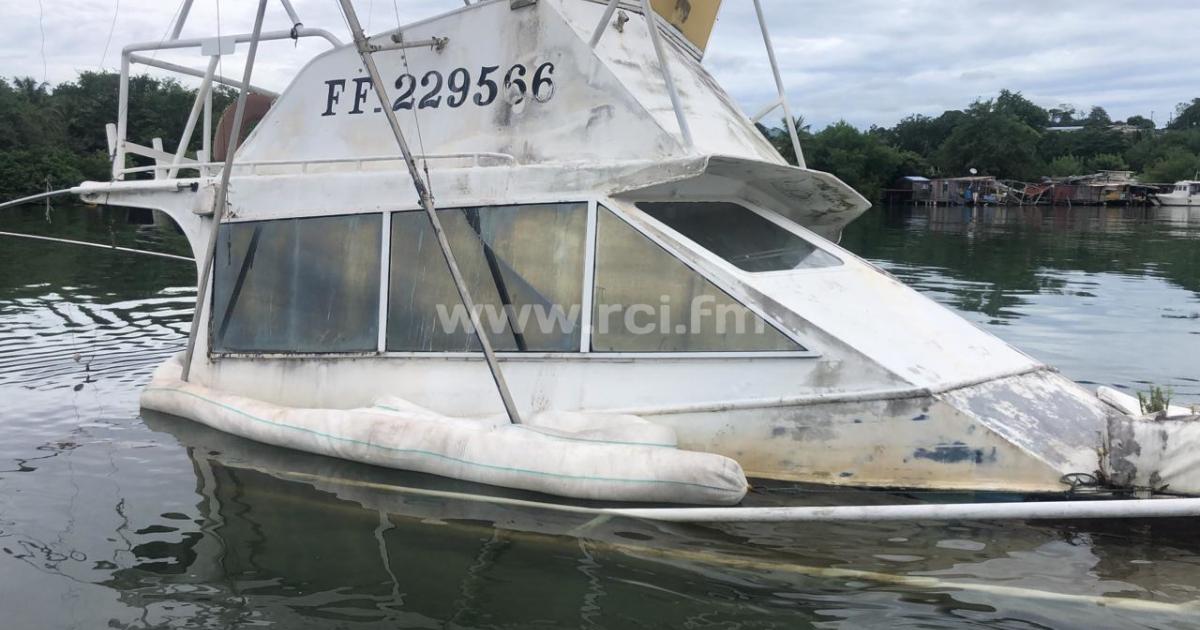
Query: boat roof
83,0,868,236
235,0,780,167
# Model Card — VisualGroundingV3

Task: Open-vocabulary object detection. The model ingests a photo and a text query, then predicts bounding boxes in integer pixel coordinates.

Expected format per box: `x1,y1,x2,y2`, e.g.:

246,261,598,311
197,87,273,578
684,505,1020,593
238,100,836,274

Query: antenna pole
336,0,523,425
752,0,806,168
170,0,196,40
640,0,693,150
181,0,270,382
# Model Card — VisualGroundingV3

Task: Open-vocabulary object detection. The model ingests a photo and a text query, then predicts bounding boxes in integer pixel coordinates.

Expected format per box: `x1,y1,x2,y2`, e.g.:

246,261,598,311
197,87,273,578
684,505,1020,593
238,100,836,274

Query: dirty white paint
71,0,1118,492
1105,414,1200,494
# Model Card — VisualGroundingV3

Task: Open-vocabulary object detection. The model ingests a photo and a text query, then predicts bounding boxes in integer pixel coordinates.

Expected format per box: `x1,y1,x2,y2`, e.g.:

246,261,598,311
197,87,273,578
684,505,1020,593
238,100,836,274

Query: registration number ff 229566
321,62,556,117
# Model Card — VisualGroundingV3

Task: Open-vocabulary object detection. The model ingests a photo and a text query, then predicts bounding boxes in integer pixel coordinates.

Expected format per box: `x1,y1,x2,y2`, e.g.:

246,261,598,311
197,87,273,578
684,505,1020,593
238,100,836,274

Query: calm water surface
1,203,1198,629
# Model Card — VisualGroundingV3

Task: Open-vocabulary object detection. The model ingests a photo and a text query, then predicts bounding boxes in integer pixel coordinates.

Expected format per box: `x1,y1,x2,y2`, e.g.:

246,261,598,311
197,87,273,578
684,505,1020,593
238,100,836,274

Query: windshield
638,202,841,272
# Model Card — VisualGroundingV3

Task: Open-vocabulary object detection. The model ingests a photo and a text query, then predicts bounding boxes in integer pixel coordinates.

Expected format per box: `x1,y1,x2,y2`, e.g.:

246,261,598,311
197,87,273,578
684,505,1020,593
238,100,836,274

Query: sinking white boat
1156,180,1200,206
48,0,1139,501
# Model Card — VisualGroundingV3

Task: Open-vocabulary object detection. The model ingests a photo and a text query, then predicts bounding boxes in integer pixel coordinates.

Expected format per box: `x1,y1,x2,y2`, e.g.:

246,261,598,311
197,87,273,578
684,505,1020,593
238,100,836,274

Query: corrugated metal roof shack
929,176,1001,205
884,176,932,204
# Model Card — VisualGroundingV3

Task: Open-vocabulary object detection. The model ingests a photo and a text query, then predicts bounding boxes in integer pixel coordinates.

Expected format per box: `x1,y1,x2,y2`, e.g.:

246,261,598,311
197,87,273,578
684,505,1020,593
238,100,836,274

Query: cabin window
211,214,382,353
591,207,804,352
637,201,840,272
387,203,587,352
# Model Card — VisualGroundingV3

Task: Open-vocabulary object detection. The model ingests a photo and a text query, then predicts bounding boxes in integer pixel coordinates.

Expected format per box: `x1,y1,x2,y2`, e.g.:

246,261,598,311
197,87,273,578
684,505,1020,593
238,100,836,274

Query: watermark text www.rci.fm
434,295,769,336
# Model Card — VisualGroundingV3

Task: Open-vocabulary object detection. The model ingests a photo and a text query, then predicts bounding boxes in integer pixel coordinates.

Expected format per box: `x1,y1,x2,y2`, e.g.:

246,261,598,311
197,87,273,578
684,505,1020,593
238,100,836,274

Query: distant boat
1156,180,1200,206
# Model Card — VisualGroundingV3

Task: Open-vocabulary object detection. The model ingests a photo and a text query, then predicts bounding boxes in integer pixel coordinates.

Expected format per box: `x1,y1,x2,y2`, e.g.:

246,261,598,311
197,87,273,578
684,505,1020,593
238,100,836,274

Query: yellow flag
650,0,723,52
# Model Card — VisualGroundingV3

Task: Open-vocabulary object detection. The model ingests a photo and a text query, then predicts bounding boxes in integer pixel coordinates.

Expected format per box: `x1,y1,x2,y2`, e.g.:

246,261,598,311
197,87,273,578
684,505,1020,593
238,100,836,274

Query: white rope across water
257,465,1200,523
0,189,75,212
0,189,193,261
226,463,1200,616
0,231,193,262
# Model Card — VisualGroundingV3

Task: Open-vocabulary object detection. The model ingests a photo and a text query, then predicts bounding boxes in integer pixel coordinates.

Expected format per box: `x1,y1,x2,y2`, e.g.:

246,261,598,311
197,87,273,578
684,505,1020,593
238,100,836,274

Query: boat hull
1156,195,1199,207
163,352,1112,494
645,370,1111,493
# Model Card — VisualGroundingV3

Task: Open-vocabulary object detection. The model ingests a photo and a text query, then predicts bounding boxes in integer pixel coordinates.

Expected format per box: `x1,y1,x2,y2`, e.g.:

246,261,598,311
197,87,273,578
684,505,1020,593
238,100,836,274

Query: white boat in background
11,0,1160,502
1156,180,1200,206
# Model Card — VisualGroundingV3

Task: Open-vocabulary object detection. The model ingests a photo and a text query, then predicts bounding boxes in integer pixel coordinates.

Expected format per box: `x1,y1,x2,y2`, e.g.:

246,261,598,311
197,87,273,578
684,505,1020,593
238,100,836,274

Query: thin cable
0,232,194,262
99,0,121,69
36,0,48,83
215,0,223,82
148,0,187,62
394,13,432,196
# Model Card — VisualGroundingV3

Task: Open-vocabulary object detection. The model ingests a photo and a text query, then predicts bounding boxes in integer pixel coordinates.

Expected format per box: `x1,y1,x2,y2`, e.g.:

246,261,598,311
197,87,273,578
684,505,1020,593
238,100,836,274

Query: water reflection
844,205,1200,299
79,411,1199,628
842,205,1200,403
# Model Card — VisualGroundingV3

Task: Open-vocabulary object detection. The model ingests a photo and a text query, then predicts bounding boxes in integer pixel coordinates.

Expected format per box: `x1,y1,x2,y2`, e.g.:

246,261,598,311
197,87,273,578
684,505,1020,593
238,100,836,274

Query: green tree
884,111,964,158
1169,98,1200,130
757,116,813,165
803,121,909,200
1047,154,1085,177
1142,147,1200,183
1126,115,1155,130
995,89,1049,131
936,100,1043,179
0,71,236,197
1084,106,1112,128
1087,153,1129,172
1048,105,1079,126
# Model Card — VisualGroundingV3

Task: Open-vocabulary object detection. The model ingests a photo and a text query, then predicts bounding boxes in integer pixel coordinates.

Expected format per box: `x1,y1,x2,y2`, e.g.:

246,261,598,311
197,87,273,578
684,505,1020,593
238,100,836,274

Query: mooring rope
251,465,1200,524
0,231,193,262
215,461,1200,616
0,189,76,212
0,189,192,261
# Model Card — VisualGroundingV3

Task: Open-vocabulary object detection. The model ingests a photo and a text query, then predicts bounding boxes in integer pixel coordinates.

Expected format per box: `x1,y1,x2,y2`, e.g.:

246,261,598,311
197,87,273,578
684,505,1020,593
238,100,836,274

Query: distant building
929,176,1003,205
1046,125,1149,135
883,176,931,204
899,172,1157,207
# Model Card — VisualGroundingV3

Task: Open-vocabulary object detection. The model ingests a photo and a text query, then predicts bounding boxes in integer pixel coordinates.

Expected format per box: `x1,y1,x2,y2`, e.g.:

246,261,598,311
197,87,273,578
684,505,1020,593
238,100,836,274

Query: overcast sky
3,0,1198,129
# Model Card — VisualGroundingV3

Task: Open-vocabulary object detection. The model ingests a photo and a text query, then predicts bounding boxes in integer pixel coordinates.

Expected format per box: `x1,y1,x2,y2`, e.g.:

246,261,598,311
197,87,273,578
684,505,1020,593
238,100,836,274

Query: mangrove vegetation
0,71,1198,202
761,90,1200,200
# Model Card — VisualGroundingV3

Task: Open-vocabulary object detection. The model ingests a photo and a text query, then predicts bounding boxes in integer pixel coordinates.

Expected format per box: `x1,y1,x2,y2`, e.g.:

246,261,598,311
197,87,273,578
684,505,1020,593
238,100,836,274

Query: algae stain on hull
913,442,998,465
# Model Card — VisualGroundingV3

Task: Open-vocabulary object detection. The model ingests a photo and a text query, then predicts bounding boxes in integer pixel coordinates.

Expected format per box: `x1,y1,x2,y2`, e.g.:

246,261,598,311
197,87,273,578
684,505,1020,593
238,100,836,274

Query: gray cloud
2,1,1198,129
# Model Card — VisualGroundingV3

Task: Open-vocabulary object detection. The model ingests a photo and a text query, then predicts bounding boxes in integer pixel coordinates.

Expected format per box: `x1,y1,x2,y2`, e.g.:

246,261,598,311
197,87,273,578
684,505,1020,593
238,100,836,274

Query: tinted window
212,214,381,353
591,208,803,353
639,202,839,272
388,203,586,352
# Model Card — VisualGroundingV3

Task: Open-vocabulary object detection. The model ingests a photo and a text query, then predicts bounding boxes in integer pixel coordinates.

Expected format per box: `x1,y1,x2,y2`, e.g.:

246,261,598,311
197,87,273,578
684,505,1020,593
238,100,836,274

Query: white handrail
122,27,341,55
128,54,280,98
167,56,219,179
113,28,341,181
115,152,519,177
